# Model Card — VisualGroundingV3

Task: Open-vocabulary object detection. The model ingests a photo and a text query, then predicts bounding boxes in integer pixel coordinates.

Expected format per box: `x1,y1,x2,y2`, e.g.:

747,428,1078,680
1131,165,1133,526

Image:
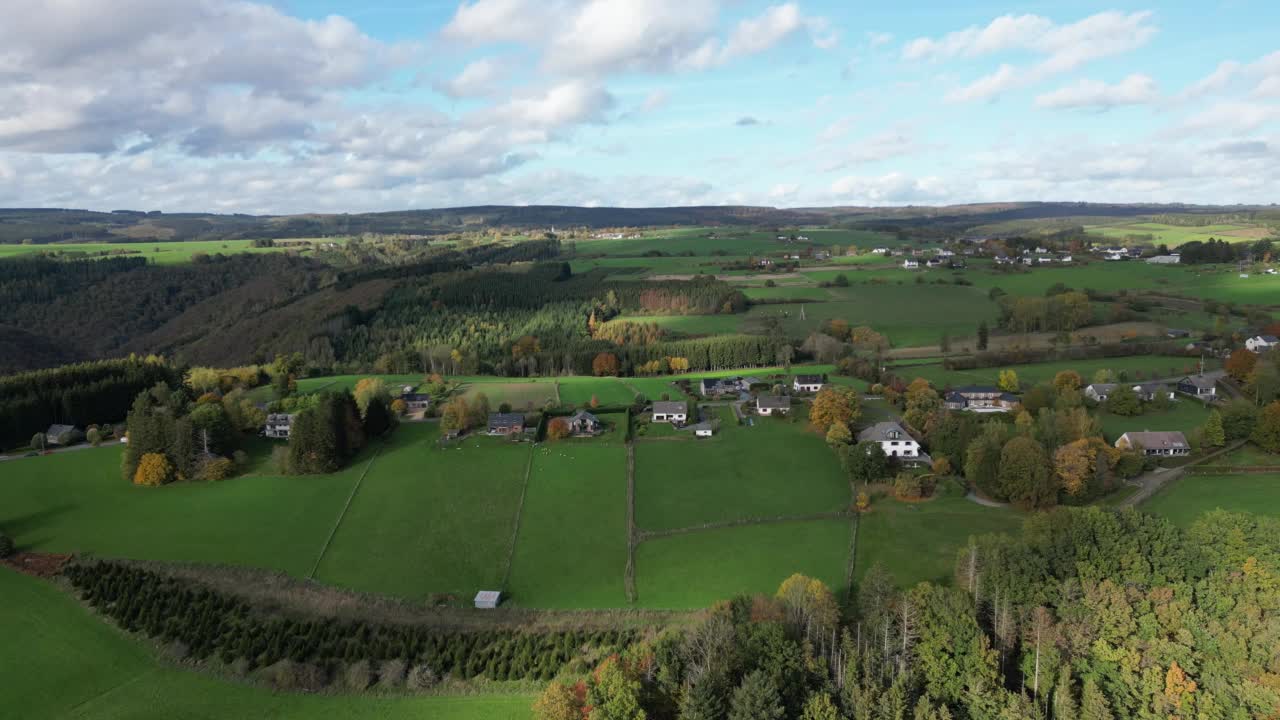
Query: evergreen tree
977,321,989,351
1079,678,1113,720
1052,666,1077,720
1202,409,1226,448
727,671,784,720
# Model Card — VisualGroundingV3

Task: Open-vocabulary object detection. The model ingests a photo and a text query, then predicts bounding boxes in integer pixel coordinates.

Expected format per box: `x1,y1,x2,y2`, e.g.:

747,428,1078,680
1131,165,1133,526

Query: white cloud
909,11,1157,102
866,31,894,48
1035,74,1159,110
818,130,921,172
1178,51,1280,100
434,57,507,99
641,90,670,112
828,172,951,204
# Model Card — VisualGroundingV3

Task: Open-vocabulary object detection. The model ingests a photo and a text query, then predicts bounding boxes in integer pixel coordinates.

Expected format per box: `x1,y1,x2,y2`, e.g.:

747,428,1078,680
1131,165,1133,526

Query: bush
133,453,174,486
0,532,13,558
197,456,234,481
407,663,439,690
232,449,249,467
1114,452,1146,479
893,472,927,501
30,432,45,450
378,658,407,689
86,428,103,446
344,660,374,691
261,659,326,691
547,417,572,440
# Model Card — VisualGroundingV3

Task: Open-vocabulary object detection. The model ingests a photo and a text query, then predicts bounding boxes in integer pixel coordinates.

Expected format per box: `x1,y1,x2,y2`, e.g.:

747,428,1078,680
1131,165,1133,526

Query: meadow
0,238,339,264
634,407,849,531
1,567,533,720
1084,221,1269,246
1095,399,1213,442
1144,472,1280,528
892,355,1208,389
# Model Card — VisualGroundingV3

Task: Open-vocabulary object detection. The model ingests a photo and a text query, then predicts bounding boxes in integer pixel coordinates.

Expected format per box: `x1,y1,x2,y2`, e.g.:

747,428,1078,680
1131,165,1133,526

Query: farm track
499,445,536,593
635,510,854,542
307,443,383,579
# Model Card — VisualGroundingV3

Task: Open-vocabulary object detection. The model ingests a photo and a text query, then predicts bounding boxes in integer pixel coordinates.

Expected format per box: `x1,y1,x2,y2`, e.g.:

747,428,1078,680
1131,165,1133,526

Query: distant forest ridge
2,202,1279,244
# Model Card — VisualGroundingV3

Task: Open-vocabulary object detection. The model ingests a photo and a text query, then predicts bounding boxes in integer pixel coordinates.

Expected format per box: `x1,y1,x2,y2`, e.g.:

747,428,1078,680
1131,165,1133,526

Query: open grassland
314,424,528,599
556,376,637,406
854,483,1023,588
0,443,359,575
457,381,559,411
1085,221,1271,246
0,238,340,264
892,355,1208,389
739,285,833,300
1144,472,1280,528
634,519,851,609
0,568,534,720
964,262,1280,306
1096,399,1213,442
635,408,849,531
506,443,629,608
1213,444,1280,466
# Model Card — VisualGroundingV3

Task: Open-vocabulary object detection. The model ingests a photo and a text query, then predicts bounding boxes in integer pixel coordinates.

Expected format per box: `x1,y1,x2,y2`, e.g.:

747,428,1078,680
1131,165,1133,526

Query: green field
634,519,851,608
506,443,629,608
1144,473,1280,528
0,238,341,264
457,380,560,411
1,567,533,720
314,424,529,599
893,355,1207,389
556,376,642,406
1096,399,1212,442
1084,221,1268,247
635,408,849,531
854,482,1023,588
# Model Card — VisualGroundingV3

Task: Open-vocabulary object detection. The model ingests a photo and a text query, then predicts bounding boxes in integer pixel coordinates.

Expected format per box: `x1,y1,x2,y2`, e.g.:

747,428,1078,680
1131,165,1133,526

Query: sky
0,0,1278,214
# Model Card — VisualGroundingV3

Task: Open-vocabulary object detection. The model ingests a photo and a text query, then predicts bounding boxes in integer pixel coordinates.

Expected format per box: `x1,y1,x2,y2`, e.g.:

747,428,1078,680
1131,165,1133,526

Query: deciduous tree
1225,348,1258,382
1251,400,1280,453
997,369,1020,393
810,385,861,432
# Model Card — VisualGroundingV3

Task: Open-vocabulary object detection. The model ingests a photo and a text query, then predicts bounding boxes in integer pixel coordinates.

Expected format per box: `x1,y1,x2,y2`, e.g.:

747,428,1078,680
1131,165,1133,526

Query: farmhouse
857,421,921,459
994,255,1014,265
943,386,1019,413
652,401,688,424
566,410,601,436
44,424,83,446
872,247,889,254
263,413,293,439
401,392,431,412
1176,375,1217,399
474,590,501,609
1115,431,1190,457
700,376,757,397
1246,335,1278,353
487,413,526,435
793,374,824,393
756,395,791,416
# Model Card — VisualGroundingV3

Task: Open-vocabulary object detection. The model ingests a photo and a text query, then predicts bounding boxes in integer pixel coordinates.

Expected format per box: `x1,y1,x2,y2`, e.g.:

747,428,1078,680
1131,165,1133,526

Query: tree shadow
1,504,75,541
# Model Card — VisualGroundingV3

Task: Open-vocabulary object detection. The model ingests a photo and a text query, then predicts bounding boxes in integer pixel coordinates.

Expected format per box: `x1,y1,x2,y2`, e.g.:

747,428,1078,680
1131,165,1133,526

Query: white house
793,374,824,393
264,413,293,439
1115,431,1190,457
857,421,921,459
872,247,889,254
1084,383,1116,402
1246,335,1278,353
693,422,715,438
474,590,501,609
1146,254,1181,265
902,259,919,269
756,396,792,416
652,401,688,424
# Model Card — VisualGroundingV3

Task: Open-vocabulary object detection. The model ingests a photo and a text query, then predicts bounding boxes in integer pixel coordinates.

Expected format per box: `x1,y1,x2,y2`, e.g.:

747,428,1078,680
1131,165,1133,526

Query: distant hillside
2,202,1276,244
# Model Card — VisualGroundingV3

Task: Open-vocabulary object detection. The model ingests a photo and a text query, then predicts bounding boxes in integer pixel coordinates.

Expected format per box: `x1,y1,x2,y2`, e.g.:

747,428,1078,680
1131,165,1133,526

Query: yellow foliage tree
1053,438,1094,496
532,681,582,720
809,385,861,433
133,452,174,487
390,398,407,416
998,369,1020,392
776,573,839,639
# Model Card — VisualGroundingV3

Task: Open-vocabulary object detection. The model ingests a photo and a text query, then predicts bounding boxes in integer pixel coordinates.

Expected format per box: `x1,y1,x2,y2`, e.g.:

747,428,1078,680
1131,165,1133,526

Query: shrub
261,659,326,691
232,449,249,467
133,453,174,486
390,398,407,416
344,660,374,691
1114,452,1146,479
854,492,870,512
407,663,439,690
893,472,926,501
86,428,103,446
547,417,572,440
197,456,234,481
0,532,13,558
30,432,45,450
378,658,407,689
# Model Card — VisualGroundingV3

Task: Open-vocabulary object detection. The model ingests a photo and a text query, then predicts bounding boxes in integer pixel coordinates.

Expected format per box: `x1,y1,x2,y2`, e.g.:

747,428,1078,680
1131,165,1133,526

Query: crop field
1144,472,1280,528
892,355,1208,389
633,519,851,609
2,568,534,720
1084,221,1270,246
0,442,361,575
314,424,529,599
634,407,849,531
854,482,1023,588
506,443,629,608
0,238,340,264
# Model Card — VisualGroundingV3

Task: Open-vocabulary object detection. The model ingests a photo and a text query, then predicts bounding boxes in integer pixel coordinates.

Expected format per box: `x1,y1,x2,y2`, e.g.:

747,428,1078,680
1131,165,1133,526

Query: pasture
1,568,534,720
892,355,1208,389
556,376,637,406
1144,472,1280,528
854,482,1023,588
1084,221,1269,246
634,407,849,531
506,443,629,608
0,238,339,264
633,519,851,609
457,380,560,411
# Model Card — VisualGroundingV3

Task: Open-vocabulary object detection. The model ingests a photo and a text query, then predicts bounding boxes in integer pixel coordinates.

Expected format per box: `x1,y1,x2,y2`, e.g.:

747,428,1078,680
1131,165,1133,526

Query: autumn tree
1053,370,1083,394
439,397,471,432
1251,400,1280,453
586,656,646,720
825,421,852,447
776,574,839,641
533,681,583,720
809,385,861,432
997,369,1020,393
133,452,174,486
903,378,940,430
353,377,390,418
1225,348,1258,382
1202,409,1226,447
547,417,572,440
1054,438,1097,497
592,352,620,377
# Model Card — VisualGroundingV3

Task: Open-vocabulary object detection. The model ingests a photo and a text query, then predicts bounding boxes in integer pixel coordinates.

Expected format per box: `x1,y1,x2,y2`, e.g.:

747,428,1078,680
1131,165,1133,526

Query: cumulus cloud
1035,74,1159,110
908,11,1157,102
828,172,951,204
434,57,507,99
1179,51,1280,100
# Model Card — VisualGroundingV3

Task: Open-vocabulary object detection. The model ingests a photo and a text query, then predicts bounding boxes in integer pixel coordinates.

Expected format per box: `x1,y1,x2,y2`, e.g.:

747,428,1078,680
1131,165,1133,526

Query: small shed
692,421,715,438
474,590,501,609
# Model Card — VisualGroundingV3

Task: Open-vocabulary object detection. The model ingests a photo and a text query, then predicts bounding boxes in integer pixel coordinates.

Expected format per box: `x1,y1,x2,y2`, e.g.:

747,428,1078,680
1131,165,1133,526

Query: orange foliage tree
592,352,620,377
133,452,174,486
1225,348,1258,382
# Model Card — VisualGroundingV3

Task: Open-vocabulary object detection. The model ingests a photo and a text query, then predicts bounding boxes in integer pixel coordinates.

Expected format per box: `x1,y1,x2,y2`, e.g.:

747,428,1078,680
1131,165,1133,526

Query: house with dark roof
566,410,601,436
401,393,431,412
856,421,921,459
487,413,526,435
44,424,84,446
792,374,824,393
1132,382,1174,402
1116,431,1190,457
756,395,791,416
652,401,688,424
1084,383,1117,403
943,386,1019,413
1176,375,1217,399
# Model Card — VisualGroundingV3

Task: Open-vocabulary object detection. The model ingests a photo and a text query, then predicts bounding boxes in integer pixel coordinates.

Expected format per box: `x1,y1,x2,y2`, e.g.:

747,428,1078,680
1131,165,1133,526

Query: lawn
1096,399,1212,442
1085,221,1269,246
315,424,529,599
740,286,834,301
634,407,850,531
854,483,1023,588
634,519,852,608
960,262,1280,306
1,567,533,720
0,442,361,575
1212,444,1280,466
506,443,629,608
1144,473,1280,528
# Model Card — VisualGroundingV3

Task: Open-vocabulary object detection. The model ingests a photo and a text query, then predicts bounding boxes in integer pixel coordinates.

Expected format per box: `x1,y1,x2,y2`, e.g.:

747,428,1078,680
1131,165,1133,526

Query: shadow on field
2,504,74,547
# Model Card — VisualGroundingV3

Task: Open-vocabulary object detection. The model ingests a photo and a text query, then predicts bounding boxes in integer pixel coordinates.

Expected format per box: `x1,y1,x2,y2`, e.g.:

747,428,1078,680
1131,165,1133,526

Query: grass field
506,443,629,608
1085,221,1270,246
1096,399,1212,442
556,376,643,406
314,424,529,599
634,407,849,531
634,519,851,608
1144,473,1280,528
1,567,533,719
457,381,560,411
893,355,1207,389
854,482,1023,588
0,238,340,264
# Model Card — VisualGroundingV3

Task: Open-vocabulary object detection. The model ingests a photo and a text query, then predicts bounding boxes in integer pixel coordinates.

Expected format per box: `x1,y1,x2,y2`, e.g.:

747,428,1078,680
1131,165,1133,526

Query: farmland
1145,471,1280,528
891,355,1210,389
1,567,534,720
1084,221,1271,246
0,238,342,264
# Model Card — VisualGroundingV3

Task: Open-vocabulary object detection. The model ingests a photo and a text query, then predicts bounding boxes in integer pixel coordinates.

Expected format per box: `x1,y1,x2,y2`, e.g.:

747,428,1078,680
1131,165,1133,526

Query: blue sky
0,0,1277,212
